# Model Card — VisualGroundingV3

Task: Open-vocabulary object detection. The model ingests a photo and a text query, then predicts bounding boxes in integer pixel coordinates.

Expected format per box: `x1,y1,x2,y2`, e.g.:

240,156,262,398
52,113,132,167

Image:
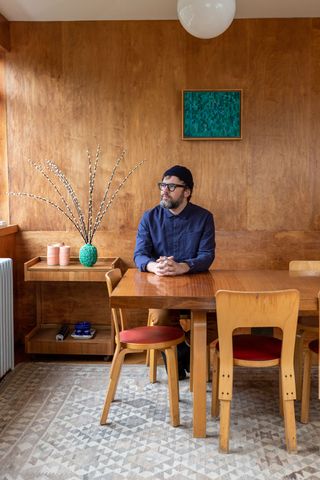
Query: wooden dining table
110,268,320,438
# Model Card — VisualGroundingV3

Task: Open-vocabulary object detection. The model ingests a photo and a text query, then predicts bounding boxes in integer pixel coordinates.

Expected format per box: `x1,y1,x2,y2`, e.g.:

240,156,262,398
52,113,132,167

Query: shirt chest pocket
178,230,202,257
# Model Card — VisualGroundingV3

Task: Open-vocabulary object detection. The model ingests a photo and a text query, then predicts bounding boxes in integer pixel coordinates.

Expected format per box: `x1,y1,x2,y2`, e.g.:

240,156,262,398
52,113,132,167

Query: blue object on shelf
74,321,91,336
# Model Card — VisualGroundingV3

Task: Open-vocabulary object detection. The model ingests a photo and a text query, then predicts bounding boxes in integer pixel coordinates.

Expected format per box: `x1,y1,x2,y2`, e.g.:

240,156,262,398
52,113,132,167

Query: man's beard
160,193,184,210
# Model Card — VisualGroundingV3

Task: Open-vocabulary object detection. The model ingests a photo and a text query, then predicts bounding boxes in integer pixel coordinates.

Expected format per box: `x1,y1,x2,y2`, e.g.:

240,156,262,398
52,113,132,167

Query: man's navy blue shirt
134,202,215,273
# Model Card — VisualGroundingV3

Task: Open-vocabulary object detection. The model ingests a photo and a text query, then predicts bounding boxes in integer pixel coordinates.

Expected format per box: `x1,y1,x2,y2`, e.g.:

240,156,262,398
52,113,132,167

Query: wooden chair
146,312,191,383
100,268,185,427
211,289,300,453
300,291,320,423
289,261,320,399
147,312,212,389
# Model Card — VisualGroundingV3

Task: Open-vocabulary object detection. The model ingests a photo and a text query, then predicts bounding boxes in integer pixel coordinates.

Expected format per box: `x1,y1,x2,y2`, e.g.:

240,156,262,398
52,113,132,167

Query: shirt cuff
184,260,194,272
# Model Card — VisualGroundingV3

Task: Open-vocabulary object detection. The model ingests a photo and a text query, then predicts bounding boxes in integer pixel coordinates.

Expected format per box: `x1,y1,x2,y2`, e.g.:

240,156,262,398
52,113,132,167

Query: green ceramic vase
79,243,98,267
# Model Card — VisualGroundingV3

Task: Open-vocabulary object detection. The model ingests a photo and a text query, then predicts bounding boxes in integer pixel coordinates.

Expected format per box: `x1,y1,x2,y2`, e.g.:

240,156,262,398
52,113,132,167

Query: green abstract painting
182,90,242,140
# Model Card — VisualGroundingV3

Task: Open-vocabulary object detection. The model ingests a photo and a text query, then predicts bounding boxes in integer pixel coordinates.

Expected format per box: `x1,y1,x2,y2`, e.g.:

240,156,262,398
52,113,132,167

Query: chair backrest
289,260,320,272
105,268,127,340
216,289,300,399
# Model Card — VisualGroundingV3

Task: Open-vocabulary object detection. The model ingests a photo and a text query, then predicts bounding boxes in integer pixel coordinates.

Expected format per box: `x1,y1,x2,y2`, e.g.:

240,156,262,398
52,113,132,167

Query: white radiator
0,258,14,378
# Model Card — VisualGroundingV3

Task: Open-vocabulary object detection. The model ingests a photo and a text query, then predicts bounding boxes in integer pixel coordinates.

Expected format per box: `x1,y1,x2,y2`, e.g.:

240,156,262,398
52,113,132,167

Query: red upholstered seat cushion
217,334,282,361
309,339,319,354
119,325,184,344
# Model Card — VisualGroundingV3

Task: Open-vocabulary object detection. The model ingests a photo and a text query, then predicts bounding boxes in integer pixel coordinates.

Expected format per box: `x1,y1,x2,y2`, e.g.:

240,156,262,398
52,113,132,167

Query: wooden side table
24,256,120,356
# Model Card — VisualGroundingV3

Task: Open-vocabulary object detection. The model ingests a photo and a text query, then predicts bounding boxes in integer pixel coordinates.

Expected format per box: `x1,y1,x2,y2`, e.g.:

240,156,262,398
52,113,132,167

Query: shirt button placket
173,216,178,259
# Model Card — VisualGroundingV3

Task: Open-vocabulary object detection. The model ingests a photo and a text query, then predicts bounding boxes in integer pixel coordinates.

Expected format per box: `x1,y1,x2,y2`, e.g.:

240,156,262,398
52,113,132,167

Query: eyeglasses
158,182,186,192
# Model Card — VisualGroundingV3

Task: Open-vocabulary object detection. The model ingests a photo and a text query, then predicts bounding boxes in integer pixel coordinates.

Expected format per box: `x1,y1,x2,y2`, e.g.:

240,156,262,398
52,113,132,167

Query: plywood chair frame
146,314,189,383
300,341,319,423
100,268,185,428
211,289,300,454
300,291,320,424
145,312,158,383
289,261,320,400
147,311,215,389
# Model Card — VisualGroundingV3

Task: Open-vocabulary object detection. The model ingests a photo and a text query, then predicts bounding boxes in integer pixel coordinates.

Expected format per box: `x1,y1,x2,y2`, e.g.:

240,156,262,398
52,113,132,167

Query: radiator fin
0,258,14,378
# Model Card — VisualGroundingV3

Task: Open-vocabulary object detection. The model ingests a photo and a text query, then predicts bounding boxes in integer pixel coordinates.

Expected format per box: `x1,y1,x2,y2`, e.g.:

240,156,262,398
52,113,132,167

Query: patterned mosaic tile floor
0,362,319,480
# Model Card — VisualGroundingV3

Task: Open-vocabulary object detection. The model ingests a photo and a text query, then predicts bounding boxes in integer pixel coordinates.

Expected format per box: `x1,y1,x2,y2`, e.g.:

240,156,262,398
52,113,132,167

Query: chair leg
283,400,297,453
207,347,211,382
294,331,304,401
279,368,283,417
301,349,312,424
100,349,126,425
146,350,150,366
149,349,158,383
109,344,120,378
219,399,231,453
165,346,180,427
145,312,153,366
211,349,219,417
109,344,121,401
174,346,180,400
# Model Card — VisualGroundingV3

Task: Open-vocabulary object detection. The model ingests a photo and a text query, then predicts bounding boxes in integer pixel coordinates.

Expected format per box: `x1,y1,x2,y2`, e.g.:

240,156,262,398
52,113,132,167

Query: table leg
192,310,207,438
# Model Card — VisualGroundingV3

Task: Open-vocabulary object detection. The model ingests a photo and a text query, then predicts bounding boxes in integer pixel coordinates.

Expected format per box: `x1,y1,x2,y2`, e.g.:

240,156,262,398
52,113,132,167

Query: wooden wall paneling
0,224,18,258
215,230,320,270
40,282,109,324
14,225,320,341
60,20,128,219
0,13,10,51
15,226,320,340
247,19,313,231
309,19,320,230
4,19,320,343
182,20,250,230
0,225,19,342
0,49,8,222
124,22,181,226
14,227,320,342
14,258,36,342
7,22,65,231
16,229,320,272
6,19,320,233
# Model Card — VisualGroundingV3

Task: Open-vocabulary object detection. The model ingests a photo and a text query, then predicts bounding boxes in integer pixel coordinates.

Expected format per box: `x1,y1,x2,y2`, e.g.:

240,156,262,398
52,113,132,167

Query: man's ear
184,188,191,200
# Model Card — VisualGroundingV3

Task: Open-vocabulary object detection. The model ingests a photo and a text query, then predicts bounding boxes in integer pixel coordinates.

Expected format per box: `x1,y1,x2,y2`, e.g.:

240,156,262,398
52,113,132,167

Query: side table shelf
25,325,113,355
24,256,121,356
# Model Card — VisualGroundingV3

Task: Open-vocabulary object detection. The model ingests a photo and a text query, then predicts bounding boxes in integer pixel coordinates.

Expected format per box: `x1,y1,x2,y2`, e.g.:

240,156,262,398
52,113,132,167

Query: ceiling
0,0,319,22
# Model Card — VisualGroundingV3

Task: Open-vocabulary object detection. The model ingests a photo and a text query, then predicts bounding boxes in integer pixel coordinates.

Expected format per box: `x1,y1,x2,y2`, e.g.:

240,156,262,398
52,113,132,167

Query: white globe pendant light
177,0,236,39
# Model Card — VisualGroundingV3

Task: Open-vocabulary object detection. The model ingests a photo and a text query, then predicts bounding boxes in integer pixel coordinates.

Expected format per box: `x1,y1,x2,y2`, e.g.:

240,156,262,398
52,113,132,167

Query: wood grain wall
0,225,18,258
3,19,320,340
0,50,8,222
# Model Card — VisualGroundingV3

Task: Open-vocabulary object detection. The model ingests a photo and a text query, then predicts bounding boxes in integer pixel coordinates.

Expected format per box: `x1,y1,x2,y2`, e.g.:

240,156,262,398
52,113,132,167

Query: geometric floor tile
0,362,320,479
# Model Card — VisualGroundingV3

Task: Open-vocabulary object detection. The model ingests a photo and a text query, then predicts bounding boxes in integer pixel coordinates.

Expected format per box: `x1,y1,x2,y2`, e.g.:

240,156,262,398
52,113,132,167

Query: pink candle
47,245,59,266
59,245,70,266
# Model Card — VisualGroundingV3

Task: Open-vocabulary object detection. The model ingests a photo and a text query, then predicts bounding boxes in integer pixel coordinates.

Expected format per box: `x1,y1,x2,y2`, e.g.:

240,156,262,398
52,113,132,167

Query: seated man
134,165,216,379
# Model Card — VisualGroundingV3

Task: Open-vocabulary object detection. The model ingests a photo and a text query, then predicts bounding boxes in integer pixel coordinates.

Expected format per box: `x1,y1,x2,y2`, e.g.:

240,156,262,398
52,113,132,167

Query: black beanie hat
162,165,194,191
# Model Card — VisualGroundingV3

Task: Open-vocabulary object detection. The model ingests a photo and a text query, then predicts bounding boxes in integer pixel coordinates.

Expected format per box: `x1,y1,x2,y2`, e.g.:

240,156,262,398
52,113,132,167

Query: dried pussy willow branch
46,160,88,242
87,145,101,245
9,192,86,241
8,148,144,244
91,159,144,241
90,148,125,241
27,159,82,235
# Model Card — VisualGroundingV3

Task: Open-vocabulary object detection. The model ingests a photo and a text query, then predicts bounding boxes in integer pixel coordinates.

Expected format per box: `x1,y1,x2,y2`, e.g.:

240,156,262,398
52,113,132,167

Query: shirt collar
161,202,192,218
